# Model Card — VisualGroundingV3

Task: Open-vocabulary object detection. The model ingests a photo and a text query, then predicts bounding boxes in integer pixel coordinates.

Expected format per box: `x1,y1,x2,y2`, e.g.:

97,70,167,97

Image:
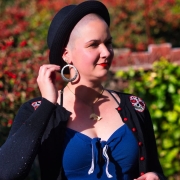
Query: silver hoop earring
61,64,78,82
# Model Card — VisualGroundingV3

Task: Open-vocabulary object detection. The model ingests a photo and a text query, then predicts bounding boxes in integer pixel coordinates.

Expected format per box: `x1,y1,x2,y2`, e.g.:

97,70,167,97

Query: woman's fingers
39,64,60,77
134,172,160,180
37,64,60,104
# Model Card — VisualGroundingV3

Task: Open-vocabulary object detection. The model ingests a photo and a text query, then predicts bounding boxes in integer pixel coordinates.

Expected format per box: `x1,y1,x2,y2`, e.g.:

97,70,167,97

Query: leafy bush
104,0,180,50
115,59,180,178
0,0,65,145
1,0,180,179
0,0,45,145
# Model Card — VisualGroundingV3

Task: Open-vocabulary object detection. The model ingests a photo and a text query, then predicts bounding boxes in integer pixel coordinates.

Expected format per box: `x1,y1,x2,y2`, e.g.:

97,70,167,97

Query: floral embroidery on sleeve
129,96,145,112
31,101,41,110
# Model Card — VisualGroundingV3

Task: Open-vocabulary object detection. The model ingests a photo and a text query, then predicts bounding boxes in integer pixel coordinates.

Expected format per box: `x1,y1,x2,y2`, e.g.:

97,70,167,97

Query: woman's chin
95,71,109,81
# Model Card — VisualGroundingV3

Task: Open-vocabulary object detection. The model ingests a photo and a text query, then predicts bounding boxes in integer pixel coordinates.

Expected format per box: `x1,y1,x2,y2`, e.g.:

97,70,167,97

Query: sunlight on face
67,14,109,50
66,14,114,81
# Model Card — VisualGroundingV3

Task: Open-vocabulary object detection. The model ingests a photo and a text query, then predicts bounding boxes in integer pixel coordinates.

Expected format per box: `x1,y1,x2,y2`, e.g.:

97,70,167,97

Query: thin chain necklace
67,85,104,121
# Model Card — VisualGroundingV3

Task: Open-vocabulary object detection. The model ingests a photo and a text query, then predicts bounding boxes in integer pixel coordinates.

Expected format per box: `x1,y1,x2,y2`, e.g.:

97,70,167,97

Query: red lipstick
98,63,109,68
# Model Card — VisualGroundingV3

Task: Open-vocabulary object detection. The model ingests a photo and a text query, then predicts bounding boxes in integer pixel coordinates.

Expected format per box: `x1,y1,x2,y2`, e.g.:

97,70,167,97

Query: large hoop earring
61,64,78,82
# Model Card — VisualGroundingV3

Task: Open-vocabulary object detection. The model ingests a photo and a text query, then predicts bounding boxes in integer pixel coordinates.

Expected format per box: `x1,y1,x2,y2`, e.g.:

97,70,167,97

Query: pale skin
37,14,160,180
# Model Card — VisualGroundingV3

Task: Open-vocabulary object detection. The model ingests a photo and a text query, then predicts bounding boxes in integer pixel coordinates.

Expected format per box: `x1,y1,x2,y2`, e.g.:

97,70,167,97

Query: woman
0,1,166,180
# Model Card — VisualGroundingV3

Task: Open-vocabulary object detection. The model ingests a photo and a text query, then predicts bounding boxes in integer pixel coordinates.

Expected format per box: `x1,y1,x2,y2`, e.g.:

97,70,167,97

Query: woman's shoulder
19,97,42,111
106,89,144,100
106,89,147,113
106,89,134,99
20,97,58,114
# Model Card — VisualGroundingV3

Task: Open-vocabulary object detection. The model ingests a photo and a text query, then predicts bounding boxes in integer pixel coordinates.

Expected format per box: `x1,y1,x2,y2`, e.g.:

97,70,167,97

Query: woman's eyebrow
85,39,100,44
85,37,113,44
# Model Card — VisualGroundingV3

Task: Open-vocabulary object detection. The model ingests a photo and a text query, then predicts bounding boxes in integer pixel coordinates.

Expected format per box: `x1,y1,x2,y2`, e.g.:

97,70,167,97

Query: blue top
62,124,139,179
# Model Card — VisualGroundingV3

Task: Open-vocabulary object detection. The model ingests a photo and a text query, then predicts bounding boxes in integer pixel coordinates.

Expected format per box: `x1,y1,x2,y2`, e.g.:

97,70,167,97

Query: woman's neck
66,82,104,105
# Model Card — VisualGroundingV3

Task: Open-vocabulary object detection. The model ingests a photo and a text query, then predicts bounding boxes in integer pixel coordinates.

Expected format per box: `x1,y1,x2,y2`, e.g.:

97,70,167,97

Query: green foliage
115,59,180,177
1,0,180,179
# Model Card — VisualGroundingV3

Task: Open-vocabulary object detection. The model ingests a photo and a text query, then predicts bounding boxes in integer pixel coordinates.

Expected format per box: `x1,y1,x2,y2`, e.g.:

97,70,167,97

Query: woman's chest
66,101,124,141
62,124,139,179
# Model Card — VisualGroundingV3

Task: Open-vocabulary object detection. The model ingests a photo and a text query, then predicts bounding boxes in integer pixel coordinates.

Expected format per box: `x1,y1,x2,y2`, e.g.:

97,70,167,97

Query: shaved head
66,14,106,49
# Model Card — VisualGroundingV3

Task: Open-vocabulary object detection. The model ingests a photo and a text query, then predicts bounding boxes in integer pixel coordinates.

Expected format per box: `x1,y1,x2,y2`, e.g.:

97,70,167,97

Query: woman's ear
62,47,70,63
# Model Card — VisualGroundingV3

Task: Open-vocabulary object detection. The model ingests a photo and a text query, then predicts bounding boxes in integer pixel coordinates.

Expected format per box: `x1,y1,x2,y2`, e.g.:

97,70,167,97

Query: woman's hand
37,64,60,104
134,172,160,180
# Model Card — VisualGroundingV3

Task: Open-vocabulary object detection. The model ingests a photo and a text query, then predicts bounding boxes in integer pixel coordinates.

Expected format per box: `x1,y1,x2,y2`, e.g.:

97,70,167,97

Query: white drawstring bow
88,140,113,178
103,145,113,178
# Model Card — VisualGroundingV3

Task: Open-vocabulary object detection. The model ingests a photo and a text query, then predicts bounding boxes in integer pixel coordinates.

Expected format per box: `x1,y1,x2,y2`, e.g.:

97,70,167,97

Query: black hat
47,0,110,74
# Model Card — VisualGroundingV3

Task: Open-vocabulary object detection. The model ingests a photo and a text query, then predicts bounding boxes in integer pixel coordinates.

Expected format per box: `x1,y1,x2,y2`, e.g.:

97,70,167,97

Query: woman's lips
98,63,109,68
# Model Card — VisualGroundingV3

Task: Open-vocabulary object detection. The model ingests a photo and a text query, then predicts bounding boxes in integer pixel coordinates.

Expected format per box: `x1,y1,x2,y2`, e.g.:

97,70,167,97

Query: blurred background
0,0,180,179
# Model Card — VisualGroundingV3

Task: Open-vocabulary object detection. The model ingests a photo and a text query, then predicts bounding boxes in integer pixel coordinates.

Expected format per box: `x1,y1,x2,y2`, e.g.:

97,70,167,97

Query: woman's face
65,14,114,81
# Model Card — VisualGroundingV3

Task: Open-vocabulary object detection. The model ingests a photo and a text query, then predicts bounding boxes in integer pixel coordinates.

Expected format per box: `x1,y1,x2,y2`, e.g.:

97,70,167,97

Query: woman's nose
100,44,113,59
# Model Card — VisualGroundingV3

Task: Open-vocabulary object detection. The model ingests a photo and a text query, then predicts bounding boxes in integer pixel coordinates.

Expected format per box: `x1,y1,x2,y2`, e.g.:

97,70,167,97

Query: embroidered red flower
129,96,145,112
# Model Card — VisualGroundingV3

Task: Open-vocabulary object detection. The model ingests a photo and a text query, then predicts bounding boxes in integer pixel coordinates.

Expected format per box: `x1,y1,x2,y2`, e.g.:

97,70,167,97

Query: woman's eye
90,43,99,47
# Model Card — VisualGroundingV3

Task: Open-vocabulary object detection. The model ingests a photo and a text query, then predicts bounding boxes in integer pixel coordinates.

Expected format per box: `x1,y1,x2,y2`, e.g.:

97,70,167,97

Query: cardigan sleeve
142,105,167,180
0,98,56,180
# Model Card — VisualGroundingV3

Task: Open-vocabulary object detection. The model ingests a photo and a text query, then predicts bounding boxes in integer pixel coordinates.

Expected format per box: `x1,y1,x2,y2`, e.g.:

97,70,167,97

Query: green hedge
115,59,180,178
1,0,180,179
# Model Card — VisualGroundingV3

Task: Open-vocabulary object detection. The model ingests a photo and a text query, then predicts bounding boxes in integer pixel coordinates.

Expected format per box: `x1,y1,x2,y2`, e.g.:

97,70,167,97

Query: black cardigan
0,91,166,180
